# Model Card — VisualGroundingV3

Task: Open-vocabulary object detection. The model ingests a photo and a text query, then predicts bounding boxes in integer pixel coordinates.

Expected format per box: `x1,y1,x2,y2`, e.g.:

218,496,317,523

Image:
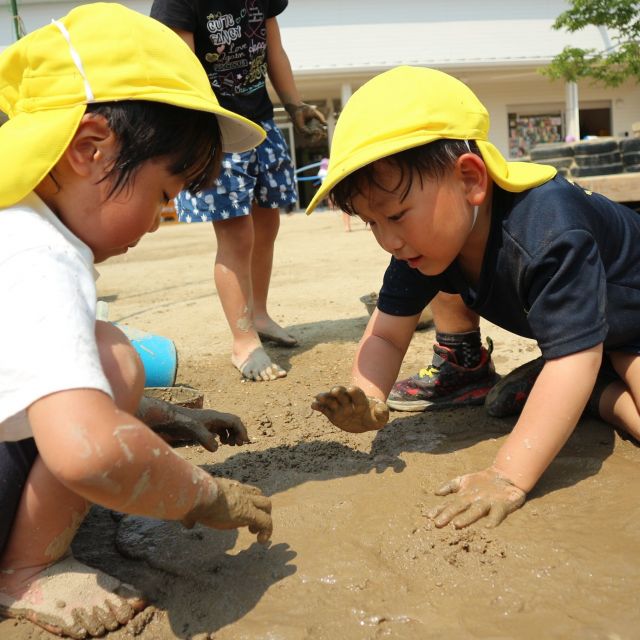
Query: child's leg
251,203,297,346
0,440,37,563
0,455,144,637
250,122,298,349
175,148,288,381
387,292,499,411
430,292,481,334
0,322,146,637
597,352,640,439
213,215,287,381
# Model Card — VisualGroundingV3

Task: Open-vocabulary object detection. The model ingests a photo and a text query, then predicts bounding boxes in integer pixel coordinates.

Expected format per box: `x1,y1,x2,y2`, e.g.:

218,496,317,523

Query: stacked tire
530,137,640,178
529,142,574,177
571,138,623,177
620,138,640,174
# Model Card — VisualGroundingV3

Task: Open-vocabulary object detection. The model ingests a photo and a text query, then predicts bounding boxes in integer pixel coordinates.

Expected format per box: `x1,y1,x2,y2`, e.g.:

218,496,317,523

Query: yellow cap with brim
0,2,266,209
306,66,556,214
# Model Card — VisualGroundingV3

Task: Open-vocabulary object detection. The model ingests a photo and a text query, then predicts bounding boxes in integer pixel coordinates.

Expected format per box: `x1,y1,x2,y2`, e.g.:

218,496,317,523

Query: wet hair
330,139,481,216
85,100,222,197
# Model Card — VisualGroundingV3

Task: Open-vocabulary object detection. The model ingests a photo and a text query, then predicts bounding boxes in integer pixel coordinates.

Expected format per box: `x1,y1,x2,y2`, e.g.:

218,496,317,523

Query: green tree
542,0,640,86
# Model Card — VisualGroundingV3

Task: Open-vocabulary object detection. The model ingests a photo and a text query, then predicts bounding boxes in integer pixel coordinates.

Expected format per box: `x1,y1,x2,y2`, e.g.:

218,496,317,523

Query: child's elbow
44,428,136,497
50,452,117,496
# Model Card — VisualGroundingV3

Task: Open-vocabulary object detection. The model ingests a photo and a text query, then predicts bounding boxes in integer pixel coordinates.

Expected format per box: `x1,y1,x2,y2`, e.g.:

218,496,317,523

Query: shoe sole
387,380,498,412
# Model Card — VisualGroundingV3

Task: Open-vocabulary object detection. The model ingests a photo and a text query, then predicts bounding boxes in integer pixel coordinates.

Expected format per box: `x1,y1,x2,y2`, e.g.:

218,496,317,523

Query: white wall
278,0,575,27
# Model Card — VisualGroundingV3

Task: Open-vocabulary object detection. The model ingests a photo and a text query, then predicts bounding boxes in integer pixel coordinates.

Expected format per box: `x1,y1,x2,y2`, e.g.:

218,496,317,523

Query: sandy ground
3,211,640,640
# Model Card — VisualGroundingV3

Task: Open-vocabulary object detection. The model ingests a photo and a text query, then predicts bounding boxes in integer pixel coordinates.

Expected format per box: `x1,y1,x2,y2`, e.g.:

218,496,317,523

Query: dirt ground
3,211,640,640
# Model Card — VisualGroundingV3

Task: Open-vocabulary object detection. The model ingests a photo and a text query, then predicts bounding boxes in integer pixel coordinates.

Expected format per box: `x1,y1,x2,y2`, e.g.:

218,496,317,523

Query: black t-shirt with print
151,0,287,122
377,176,640,360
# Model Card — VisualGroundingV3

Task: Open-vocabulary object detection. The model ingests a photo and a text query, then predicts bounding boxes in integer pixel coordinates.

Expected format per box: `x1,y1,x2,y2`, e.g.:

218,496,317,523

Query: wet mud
3,214,639,640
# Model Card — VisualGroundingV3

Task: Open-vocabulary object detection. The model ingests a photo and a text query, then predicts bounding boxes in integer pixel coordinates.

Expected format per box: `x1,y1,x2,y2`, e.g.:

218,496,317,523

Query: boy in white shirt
0,4,272,637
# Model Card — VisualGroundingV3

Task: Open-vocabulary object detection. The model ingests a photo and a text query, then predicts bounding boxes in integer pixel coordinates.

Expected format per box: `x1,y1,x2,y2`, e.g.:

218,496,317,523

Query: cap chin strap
52,19,95,102
471,205,479,229
464,139,480,231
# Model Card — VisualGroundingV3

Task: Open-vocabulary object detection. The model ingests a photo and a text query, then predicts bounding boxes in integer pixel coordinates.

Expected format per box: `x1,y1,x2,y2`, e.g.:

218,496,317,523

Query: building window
507,101,612,157
508,113,563,158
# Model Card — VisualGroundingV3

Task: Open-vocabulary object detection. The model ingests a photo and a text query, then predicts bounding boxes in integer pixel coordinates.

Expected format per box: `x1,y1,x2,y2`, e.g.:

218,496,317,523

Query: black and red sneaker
484,356,544,418
386,339,500,412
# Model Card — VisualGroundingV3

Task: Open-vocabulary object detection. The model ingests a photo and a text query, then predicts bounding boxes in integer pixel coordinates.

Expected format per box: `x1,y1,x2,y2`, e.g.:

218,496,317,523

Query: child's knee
214,216,254,252
430,292,479,330
95,321,145,413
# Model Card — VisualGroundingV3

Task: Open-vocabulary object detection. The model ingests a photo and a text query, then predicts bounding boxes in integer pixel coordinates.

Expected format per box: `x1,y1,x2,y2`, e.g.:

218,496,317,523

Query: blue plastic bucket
117,324,177,387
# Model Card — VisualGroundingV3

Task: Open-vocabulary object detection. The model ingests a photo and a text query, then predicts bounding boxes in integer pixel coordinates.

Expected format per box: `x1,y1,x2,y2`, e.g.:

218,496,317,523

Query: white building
3,0,638,205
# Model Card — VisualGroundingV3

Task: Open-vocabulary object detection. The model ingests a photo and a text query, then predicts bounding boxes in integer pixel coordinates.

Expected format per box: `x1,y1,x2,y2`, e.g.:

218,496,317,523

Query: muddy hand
184,477,273,544
176,406,250,448
311,385,389,433
285,102,327,142
427,467,526,529
137,397,249,452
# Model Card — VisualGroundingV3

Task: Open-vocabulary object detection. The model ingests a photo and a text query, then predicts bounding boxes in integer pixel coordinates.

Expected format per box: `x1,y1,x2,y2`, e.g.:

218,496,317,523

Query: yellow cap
0,2,265,209
306,66,556,214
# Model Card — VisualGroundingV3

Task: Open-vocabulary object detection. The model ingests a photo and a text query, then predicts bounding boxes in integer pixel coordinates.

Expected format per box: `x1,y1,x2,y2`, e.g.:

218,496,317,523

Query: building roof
0,0,614,82
278,0,611,76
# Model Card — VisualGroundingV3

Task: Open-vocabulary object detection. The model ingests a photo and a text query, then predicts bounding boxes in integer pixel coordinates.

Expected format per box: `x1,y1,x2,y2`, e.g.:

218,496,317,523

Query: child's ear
64,113,118,178
456,153,489,207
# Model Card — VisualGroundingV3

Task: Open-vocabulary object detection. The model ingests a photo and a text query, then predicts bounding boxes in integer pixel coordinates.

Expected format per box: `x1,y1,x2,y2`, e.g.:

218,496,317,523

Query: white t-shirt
0,193,113,442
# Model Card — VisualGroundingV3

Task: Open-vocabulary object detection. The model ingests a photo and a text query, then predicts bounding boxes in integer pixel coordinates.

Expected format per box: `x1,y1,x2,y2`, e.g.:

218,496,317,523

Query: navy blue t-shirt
378,176,640,360
151,0,287,123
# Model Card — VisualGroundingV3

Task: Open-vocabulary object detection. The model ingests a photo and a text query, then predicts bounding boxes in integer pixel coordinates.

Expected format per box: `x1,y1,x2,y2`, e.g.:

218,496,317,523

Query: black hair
85,100,223,197
330,139,481,216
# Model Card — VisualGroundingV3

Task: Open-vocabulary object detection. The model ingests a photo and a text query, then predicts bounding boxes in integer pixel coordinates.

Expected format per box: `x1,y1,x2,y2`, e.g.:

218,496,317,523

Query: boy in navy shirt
309,66,640,528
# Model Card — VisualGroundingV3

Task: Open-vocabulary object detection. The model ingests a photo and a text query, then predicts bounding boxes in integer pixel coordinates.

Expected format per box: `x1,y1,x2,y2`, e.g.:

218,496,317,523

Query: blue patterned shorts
176,119,298,222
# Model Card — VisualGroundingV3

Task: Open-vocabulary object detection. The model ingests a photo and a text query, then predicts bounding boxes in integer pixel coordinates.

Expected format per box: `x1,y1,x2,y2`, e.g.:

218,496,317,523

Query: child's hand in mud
427,467,526,529
311,385,389,433
138,397,250,452
181,407,250,447
183,477,272,544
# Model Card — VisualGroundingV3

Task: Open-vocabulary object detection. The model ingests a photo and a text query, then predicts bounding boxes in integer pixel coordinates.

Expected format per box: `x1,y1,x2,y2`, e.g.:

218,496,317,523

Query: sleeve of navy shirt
377,257,446,316
522,228,608,360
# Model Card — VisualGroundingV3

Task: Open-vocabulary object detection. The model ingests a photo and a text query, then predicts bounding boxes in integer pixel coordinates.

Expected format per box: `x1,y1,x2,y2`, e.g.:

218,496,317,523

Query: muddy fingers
312,385,389,433
428,467,526,529
185,477,273,544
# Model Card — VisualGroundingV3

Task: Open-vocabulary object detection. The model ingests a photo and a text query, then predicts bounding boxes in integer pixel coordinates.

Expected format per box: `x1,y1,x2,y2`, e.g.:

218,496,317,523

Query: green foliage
541,0,640,86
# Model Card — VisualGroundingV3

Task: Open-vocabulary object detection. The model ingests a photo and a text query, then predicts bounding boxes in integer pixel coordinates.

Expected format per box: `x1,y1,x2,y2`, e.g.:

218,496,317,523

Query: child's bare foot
232,346,287,381
254,317,298,347
0,556,146,638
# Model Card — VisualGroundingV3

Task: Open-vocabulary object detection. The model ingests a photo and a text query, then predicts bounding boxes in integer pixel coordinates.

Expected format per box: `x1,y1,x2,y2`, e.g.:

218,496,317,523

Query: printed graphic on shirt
203,2,267,99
